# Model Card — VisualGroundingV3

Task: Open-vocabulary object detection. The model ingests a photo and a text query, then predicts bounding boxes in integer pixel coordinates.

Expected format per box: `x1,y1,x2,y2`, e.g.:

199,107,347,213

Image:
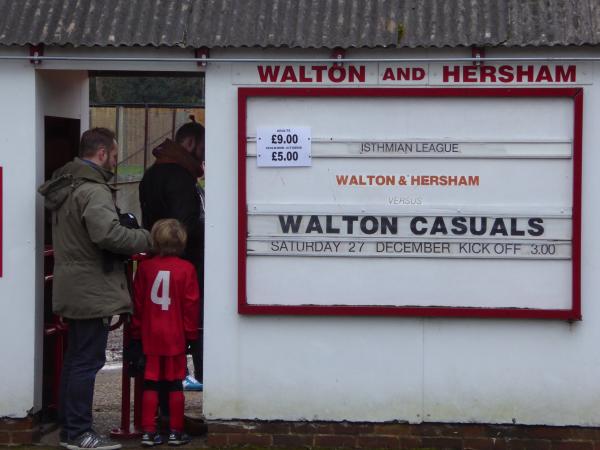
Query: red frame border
238,87,583,320
0,166,2,277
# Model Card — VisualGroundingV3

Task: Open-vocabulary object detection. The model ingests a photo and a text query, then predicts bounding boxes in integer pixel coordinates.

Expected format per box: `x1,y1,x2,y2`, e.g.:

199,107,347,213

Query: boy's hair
151,219,187,256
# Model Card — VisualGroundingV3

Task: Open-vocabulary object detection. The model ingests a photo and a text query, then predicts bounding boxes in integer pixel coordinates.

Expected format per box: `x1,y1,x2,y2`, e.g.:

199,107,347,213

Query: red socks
169,391,185,432
141,385,185,433
141,389,159,433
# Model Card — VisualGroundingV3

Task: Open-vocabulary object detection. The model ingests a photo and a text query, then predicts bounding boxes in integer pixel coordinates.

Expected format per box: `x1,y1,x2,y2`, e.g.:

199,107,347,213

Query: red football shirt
131,255,200,356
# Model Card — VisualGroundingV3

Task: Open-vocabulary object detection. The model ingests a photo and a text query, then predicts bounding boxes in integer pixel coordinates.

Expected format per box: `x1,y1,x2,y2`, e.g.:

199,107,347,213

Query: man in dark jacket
38,128,152,450
139,122,205,391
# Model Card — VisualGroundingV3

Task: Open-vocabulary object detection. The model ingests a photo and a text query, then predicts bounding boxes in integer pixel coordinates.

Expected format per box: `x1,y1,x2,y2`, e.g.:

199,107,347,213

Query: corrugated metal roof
0,0,192,47
0,0,599,49
506,0,600,47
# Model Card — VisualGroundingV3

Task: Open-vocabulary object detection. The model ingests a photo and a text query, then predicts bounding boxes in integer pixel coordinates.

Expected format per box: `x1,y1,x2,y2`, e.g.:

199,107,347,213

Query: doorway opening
89,72,205,218
41,116,80,423
41,71,206,437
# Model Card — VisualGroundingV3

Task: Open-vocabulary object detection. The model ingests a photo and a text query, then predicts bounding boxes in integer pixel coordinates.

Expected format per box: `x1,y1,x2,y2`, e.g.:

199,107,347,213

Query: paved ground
40,327,207,448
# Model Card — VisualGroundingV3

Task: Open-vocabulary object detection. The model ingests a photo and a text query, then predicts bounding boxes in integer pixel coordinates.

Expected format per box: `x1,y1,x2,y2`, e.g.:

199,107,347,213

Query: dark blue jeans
59,318,109,440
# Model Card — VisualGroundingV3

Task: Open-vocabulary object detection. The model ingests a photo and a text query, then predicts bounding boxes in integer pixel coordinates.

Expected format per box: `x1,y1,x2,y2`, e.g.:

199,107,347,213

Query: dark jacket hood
152,139,202,178
38,157,114,211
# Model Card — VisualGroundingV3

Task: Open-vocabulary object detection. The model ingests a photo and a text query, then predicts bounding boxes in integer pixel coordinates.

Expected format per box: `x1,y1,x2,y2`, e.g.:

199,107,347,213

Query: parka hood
152,139,202,178
38,157,114,211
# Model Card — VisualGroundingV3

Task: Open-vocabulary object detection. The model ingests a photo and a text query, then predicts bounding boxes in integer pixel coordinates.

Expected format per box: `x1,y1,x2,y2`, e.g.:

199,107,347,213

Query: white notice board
237,87,582,319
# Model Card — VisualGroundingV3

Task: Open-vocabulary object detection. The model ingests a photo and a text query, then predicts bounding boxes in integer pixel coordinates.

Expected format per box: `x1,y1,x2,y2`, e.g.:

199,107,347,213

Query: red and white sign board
238,88,582,319
233,63,592,86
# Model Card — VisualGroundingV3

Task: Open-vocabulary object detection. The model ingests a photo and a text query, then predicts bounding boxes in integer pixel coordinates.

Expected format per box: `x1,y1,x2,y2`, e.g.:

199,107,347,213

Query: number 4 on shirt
150,270,171,311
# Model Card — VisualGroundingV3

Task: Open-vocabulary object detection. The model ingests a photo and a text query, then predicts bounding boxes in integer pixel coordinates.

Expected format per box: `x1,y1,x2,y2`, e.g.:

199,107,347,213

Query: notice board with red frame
238,87,582,320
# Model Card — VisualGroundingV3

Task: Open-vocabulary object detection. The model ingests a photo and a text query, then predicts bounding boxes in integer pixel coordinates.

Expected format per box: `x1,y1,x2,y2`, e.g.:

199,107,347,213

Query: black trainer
167,431,190,446
141,432,164,447
66,431,122,450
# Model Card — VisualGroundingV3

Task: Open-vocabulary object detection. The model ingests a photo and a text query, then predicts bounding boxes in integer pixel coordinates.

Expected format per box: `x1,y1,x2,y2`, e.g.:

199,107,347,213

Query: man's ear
97,146,107,160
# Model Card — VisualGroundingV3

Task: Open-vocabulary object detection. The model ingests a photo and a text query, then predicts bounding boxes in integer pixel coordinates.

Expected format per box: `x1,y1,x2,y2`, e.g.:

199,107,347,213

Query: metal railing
111,253,150,438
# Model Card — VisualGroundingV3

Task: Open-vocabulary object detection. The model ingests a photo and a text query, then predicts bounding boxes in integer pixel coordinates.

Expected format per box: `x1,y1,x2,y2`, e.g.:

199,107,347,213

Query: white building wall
0,60,91,417
0,43,597,426
0,59,39,418
203,47,600,426
38,70,89,126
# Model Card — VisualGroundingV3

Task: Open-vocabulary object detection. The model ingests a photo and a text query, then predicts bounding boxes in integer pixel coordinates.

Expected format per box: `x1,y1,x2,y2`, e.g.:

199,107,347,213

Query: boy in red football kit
131,219,200,446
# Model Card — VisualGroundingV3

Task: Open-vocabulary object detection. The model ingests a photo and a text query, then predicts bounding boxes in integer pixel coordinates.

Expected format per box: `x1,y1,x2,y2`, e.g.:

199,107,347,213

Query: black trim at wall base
207,420,600,449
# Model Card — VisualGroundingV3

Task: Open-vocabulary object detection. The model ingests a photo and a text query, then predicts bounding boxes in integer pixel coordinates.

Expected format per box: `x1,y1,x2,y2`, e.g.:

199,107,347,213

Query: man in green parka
39,128,152,450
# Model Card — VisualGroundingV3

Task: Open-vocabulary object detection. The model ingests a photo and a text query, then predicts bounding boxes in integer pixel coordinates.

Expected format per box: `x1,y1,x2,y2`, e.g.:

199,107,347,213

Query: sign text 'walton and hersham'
255,64,579,84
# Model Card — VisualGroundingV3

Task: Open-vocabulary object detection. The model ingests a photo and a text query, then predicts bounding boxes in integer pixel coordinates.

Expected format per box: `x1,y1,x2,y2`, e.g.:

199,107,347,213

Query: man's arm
81,185,152,255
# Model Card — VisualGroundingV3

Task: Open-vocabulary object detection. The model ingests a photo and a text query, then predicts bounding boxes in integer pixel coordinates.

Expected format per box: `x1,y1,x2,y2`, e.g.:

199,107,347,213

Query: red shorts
144,354,186,381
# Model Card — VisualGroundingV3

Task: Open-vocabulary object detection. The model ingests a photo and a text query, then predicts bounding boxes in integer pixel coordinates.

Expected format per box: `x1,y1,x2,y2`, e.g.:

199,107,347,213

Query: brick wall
0,416,40,446
207,420,600,449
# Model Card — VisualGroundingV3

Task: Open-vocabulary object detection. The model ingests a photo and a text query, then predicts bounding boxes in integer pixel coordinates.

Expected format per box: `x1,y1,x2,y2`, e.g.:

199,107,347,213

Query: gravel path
106,325,125,364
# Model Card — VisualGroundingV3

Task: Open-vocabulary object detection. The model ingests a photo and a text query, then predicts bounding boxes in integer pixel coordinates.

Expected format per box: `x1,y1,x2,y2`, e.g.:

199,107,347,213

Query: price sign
256,127,312,167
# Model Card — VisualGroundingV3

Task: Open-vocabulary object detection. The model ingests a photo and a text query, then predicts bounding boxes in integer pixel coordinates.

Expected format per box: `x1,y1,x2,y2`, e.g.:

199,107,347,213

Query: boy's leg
140,358,166,446
167,381,185,432
164,354,187,436
166,381,189,446
141,380,159,433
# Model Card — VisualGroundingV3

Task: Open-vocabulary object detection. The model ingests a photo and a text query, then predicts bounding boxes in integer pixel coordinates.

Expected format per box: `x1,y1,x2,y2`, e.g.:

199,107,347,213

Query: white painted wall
203,47,600,426
0,59,39,418
0,60,90,417
38,70,89,126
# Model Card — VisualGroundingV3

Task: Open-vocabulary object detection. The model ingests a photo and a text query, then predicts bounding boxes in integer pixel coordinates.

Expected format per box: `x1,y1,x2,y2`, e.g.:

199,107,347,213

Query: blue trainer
182,375,203,391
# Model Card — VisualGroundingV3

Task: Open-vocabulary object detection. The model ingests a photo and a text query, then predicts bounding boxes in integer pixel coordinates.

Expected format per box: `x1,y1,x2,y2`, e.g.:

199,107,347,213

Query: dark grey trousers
59,318,109,440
